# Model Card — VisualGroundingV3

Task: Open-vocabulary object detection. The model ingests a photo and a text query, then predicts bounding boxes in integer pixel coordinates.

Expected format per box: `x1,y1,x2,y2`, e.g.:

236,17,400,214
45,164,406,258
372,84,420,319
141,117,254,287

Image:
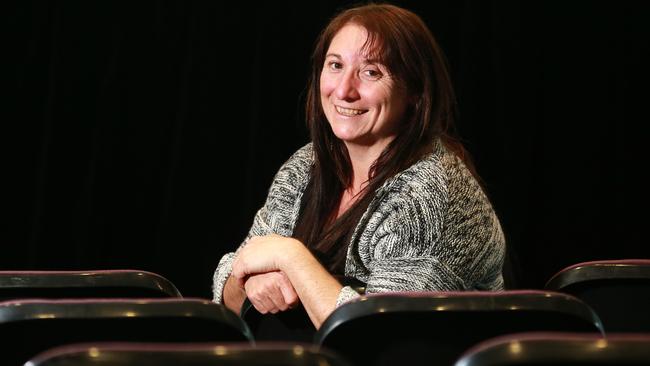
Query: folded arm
231,234,343,329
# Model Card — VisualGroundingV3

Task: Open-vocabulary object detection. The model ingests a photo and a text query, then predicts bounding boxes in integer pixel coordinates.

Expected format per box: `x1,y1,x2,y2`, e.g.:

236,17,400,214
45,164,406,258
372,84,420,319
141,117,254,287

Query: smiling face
320,24,409,150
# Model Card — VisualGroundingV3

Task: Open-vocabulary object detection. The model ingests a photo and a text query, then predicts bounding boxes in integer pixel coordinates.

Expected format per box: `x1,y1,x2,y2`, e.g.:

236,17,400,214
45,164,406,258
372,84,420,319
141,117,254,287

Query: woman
213,3,505,329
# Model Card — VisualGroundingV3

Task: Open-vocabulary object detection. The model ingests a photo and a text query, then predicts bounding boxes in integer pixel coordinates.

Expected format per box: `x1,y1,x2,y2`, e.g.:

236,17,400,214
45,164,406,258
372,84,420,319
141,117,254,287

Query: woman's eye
327,61,343,70
363,69,382,79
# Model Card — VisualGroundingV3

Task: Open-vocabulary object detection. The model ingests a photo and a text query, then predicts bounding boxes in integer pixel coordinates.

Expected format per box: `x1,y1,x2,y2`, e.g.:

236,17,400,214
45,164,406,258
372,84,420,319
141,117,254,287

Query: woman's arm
231,234,343,329
213,144,313,308
223,274,247,313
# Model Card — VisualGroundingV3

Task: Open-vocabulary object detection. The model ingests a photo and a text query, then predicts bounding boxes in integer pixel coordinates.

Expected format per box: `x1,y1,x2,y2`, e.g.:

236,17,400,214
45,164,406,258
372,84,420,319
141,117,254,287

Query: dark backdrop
4,0,649,298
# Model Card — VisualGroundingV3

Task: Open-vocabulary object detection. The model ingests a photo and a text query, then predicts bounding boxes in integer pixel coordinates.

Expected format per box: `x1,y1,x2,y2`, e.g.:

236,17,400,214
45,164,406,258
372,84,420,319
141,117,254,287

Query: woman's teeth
336,106,366,116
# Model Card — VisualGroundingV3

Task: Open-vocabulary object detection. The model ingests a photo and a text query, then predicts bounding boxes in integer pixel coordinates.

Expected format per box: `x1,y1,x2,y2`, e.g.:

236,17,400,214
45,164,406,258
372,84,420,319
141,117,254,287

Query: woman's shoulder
382,144,449,196
413,143,478,184
280,142,313,172
412,143,494,216
381,142,482,202
270,142,314,189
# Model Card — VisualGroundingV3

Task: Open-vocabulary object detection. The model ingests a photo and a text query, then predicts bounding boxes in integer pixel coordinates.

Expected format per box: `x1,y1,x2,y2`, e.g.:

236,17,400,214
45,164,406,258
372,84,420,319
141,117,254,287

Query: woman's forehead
328,24,386,62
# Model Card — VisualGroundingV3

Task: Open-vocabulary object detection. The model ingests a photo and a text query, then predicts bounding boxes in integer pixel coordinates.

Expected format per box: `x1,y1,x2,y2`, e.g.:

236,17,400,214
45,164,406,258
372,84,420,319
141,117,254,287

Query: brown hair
293,3,477,273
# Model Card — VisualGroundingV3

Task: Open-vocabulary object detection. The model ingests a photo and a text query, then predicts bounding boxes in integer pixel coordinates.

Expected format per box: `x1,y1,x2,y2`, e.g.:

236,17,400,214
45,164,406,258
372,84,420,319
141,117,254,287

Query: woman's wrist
277,237,310,272
223,274,246,313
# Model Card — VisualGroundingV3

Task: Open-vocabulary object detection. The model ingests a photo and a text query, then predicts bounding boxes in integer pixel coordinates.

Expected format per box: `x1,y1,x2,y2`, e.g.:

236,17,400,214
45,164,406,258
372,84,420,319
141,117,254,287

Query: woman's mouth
335,105,368,116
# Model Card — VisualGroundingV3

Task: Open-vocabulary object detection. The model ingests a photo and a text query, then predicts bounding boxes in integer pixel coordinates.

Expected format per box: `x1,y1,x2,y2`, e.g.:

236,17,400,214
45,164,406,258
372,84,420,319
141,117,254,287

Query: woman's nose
334,72,360,101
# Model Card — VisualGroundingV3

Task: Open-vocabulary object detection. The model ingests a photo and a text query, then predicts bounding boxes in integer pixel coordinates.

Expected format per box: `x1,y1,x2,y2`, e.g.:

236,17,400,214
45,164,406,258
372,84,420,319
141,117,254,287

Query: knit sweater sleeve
351,153,505,296
332,190,452,306
364,186,467,293
212,145,312,304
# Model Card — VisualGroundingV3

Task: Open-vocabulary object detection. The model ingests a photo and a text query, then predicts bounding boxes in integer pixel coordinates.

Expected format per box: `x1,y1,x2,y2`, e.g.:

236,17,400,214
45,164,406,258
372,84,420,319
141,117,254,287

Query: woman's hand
245,271,299,314
231,233,343,328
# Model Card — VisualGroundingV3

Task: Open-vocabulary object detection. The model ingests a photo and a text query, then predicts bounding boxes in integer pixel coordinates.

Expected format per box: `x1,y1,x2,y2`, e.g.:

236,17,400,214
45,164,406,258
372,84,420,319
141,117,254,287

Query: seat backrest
315,290,604,366
0,270,182,300
0,298,252,366
544,259,650,332
454,331,650,366
25,341,354,366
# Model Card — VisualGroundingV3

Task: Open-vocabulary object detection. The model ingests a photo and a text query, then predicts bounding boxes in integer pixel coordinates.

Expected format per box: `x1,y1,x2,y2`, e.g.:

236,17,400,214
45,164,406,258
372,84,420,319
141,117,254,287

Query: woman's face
320,24,409,149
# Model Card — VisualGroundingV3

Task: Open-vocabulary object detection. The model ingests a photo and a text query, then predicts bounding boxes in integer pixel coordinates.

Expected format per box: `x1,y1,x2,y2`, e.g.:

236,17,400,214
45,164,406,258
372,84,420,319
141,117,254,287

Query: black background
4,0,649,298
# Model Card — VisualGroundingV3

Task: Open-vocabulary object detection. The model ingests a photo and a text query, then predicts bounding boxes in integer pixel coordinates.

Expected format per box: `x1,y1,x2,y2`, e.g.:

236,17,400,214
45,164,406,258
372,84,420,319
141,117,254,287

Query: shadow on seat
0,269,182,300
0,298,252,366
544,259,650,332
25,341,354,366
315,290,604,366
454,331,650,366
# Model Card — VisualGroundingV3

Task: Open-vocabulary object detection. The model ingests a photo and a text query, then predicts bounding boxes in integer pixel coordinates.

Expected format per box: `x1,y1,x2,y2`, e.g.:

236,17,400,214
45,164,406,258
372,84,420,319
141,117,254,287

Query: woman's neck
344,140,389,192
332,141,389,220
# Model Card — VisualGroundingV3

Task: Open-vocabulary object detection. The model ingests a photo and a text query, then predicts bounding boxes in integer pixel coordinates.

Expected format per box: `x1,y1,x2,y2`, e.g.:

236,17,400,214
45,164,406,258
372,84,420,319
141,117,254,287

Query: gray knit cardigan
213,142,505,307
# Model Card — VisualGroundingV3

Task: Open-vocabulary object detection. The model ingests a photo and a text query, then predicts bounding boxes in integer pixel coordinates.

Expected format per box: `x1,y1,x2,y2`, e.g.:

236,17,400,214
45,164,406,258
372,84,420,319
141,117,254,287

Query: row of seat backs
3,259,647,332
240,259,650,365
0,288,611,366
24,334,650,366
242,259,650,341
2,259,649,366
26,342,353,366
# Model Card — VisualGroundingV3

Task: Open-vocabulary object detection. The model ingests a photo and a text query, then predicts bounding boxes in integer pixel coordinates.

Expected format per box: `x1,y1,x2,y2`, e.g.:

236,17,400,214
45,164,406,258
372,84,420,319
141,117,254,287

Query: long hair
293,3,477,273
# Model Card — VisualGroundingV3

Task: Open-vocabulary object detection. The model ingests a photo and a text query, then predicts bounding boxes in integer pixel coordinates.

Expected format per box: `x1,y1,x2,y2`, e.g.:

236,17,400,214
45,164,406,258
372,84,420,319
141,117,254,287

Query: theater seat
0,269,182,300
545,259,650,332
24,341,353,366
315,290,604,366
0,298,252,366
454,332,650,366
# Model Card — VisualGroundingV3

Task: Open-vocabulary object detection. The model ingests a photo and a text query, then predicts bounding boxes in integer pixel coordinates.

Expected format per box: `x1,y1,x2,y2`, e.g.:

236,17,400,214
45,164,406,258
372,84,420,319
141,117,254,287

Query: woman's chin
333,131,362,144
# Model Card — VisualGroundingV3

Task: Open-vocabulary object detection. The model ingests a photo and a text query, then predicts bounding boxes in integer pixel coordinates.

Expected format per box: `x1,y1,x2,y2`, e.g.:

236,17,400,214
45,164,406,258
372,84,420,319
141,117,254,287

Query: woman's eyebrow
324,53,384,69
363,58,381,65
325,53,342,59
